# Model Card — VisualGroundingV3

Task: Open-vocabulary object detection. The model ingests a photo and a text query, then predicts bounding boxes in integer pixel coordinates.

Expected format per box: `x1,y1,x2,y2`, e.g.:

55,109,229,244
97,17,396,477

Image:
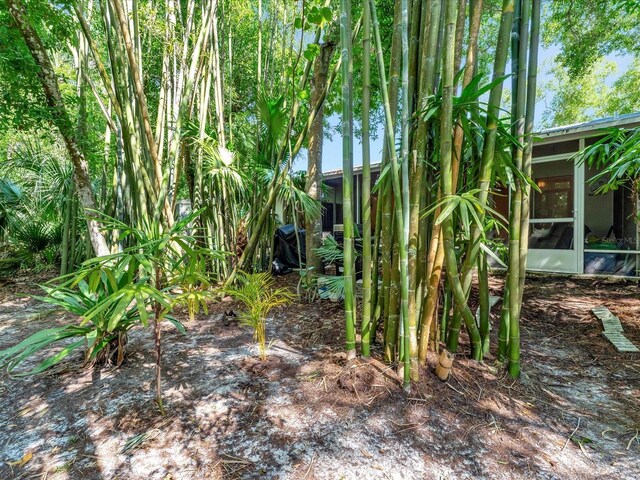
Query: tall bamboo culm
505,0,541,378
370,0,411,388
361,0,373,358
341,0,357,361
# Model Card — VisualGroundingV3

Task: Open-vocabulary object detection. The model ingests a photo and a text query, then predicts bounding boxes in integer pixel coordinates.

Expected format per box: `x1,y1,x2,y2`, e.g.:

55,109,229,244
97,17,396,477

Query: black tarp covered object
273,224,306,270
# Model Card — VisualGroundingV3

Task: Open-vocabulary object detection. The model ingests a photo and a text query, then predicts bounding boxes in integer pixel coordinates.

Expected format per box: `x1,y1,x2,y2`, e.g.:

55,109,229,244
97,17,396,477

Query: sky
292,46,634,174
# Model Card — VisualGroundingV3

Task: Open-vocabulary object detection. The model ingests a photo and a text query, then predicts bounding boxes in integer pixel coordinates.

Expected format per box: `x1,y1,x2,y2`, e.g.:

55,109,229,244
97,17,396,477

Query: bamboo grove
3,0,337,281
0,0,544,393
341,0,542,388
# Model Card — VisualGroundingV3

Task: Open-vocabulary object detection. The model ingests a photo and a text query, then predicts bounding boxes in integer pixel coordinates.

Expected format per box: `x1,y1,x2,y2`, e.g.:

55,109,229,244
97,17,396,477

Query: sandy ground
0,273,639,479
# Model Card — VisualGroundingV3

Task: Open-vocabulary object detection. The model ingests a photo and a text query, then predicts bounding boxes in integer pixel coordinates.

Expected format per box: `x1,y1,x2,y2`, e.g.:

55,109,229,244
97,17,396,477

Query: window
533,175,574,219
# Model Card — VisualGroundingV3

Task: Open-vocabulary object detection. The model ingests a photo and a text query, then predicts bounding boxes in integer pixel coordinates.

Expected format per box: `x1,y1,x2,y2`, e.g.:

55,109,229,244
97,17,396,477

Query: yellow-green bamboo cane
370,0,411,388
459,0,515,292
507,0,530,378
446,0,515,351
341,0,357,360
361,0,373,358
509,0,540,378
439,0,482,362
400,0,413,380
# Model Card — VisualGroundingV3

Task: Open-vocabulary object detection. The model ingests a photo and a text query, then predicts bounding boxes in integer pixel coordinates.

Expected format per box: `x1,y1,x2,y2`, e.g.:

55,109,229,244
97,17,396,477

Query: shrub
224,271,294,360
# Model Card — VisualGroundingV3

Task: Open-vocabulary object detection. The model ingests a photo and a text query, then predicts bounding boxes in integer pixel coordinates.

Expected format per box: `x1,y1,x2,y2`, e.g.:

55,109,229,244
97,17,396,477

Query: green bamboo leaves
427,190,508,237
574,126,640,193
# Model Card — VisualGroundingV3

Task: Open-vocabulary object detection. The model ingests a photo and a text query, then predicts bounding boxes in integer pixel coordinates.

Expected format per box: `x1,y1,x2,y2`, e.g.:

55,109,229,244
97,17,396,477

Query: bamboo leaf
136,295,149,327
480,242,507,268
165,315,187,335
435,196,461,225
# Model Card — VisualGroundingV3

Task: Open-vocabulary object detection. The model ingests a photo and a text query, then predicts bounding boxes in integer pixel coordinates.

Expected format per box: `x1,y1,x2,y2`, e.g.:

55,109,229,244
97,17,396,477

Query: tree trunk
7,0,109,257
305,41,336,275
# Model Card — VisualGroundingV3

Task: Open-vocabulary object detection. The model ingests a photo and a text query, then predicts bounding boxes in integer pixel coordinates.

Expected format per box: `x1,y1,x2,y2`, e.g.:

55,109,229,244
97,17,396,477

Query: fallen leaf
7,451,33,468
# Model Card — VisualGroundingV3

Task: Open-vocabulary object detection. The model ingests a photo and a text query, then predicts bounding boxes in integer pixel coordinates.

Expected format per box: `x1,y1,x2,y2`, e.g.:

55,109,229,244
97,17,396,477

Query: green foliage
2,216,65,273
421,73,533,193
0,138,77,272
314,234,344,264
573,126,640,193
534,1,640,128
538,60,626,128
543,0,640,77
312,235,363,302
426,189,508,239
303,43,321,62
606,59,640,116
300,5,333,28
0,178,22,234
0,0,76,129
224,271,294,360
172,256,213,323
278,170,322,225
0,262,145,375
0,209,223,379
316,273,346,301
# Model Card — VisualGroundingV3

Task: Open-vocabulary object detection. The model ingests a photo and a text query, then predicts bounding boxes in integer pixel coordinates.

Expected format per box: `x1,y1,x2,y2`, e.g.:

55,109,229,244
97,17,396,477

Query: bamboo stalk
508,0,540,378
415,0,443,364
439,0,482,361
506,0,530,378
446,0,514,351
361,0,373,358
370,0,411,388
378,0,402,361
110,0,173,225
478,253,490,355
340,0,356,360
400,0,414,380
518,0,541,301
459,0,515,288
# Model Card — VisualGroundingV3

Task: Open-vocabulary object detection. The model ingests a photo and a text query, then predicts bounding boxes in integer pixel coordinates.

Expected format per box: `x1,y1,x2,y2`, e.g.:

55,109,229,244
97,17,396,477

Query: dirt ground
0,273,639,479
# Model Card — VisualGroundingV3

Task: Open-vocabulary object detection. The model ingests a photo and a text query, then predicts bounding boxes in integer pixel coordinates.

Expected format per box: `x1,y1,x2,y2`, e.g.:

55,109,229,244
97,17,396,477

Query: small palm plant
224,271,294,360
0,259,156,375
0,209,221,415
171,254,213,323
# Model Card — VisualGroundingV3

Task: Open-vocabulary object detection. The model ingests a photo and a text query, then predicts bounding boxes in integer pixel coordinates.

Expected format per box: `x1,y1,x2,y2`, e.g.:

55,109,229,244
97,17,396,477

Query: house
320,112,640,277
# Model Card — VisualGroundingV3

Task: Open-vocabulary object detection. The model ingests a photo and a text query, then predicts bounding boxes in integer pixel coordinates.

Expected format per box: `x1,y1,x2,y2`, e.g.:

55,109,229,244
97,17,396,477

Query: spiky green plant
224,271,294,360
85,209,221,413
0,260,152,376
171,255,214,323
0,209,221,415
0,179,23,239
